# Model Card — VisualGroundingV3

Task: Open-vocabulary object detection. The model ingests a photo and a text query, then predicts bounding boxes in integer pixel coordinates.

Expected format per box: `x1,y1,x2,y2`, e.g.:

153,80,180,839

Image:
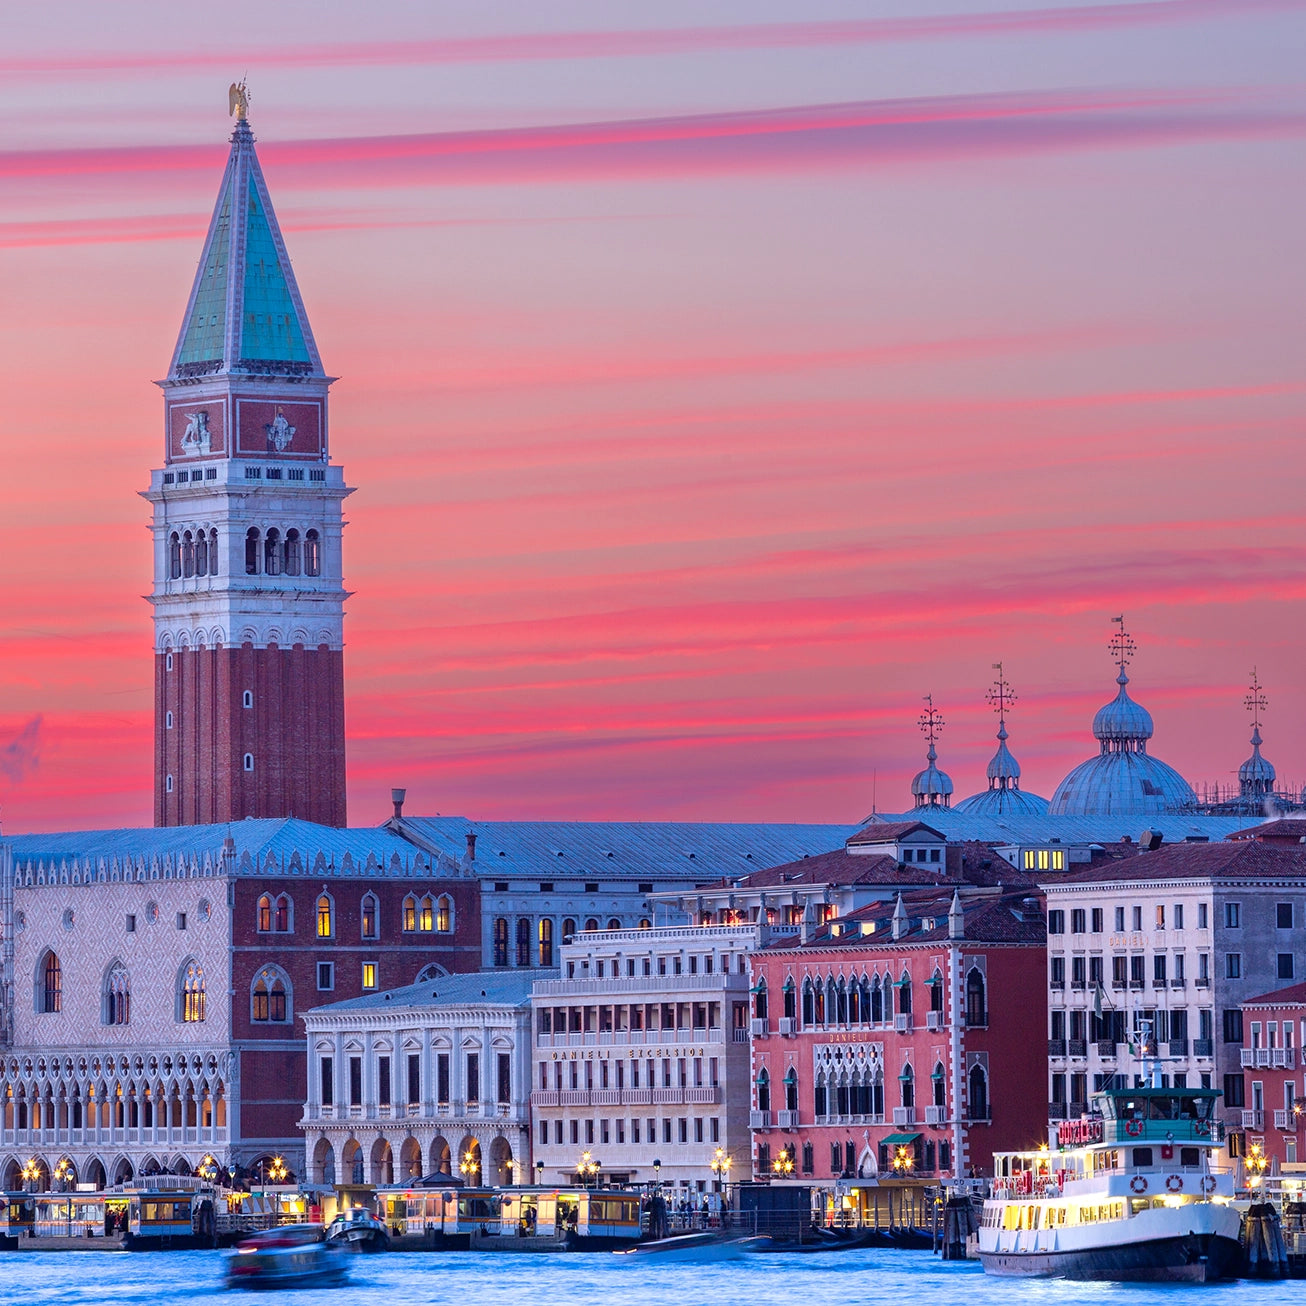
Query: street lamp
891,1145,914,1175
653,1159,661,1186
460,1149,481,1184
535,1160,545,1186
771,1148,794,1178
577,1150,600,1188
1246,1142,1268,1190
268,1156,289,1184
710,1147,732,1192
198,1155,220,1184
21,1159,41,1192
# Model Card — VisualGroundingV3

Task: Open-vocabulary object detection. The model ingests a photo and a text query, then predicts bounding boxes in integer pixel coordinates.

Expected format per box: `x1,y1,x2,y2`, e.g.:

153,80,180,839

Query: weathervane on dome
918,694,945,750
1109,614,1135,677
229,78,250,121
1245,668,1267,732
986,662,1015,728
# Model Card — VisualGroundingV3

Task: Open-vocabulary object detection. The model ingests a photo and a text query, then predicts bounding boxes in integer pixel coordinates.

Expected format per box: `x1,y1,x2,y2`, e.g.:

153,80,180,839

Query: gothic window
245,528,260,575
194,530,208,577
900,1064,915,1110
493,918,509,967
898,971,913,1016
516,918,531,966
252,966,291,1023
257,895,272,932
316,894,334,939
966,969,987,1027
284,529,301,576
180,959,206,1023
969,1063,989,1119
169,533,182,579
932,1062,946,1108
360,893,379,940
870,976,883,1023
753,979,768,1021
38,950,61,1014
783,1067,798,1112
812,979,825,1025
814,1072,827,1117
847,976,859,1023
304,529,321,577
264,528,282,576
436,896,452,933
419,896,433,932
402,895,417,932
755,1069,771,1112
182,530,195,577
274,894,290,933
930,970,945,1013
538,918,554,967
103,962,130,1026
783,977,796,1020
835,978,847,1024
801,978,813,1026
209,529,219,575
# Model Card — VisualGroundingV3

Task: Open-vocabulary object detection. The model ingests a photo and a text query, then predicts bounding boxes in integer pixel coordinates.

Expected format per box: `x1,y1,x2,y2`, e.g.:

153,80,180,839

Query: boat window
1180,1147,1200,1167
1147,1096,1178,1120
1132,1147,1153,1168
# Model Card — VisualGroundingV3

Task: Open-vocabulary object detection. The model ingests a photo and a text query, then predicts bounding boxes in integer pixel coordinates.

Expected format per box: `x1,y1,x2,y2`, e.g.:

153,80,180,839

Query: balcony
1168,1039,1189,1058
1170,978,1187,989
1068,1039,1088,1060
1071,980,1087,991
685,1086,722,1105
1069,1100,1088,1118
531,1091,560,1108
1048,1102,1068,1121
1194,977,1211,989
1129,980,1145,991
750,1110,772,1130
751,1018,770,1038
1243,1109,1265,1131
778,1017,797,1037
732,1029,748,1044
776,1110,801,1128
1096,1040,1117,1059
1242,1049,1270,1069
1110,979,1127,991
1047,1038,1067,1057
1193,1039,1214,1058
591,1089,621,1106
1150,978,1168,989
1274,1049,1296,1069
652,1088,685,1105
924,1105,947,1125
1275,1110,1297,1131
1050,980,1065,991
622,1089,652,1106
894,1014,912,1032
559,1090,590,1106
926,1011,944,1031
892,1107,917,1126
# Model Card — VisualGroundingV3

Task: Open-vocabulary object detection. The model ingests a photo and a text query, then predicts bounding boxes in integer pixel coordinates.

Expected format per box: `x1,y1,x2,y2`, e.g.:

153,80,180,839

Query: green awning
881,1132,921,1147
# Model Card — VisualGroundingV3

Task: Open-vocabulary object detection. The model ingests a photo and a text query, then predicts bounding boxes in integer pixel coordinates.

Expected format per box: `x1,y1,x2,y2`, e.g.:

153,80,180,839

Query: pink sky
2,0,1305,832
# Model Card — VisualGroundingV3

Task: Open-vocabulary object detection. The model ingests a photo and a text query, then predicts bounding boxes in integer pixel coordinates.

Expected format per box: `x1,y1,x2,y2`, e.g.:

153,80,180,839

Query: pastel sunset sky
2,0,1305,833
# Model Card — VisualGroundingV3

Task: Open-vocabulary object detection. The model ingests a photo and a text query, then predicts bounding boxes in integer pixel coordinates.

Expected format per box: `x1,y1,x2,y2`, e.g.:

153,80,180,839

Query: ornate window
402,895,417,932
966,968,987,1027
755,1069,770,1112
304,529,321,577
900,1063,915,1110
274,894,290,932
538,918,554,967
361,893,379,939
264,528,282,576
284,529,301,576
181,959,206,1023
898,971,913,1016
252,966,291,1023
316,894,334,939
783,1067,798,1112
419,896,434,932
257,895,272,932
436,896,452,933
783,977,796,1020
193,530,208,577
969,1063,989,1120
104,962,130,1026
753,979,768,1021
493,918,509,967
182,530,195,578
516,918,531,967
245,528,260,575
209,529,219,575
169,532,182,579
38,950,61,1014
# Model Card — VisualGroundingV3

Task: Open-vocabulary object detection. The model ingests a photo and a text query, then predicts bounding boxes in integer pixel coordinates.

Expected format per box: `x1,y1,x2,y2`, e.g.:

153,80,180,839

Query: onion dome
956,665,1051,817
1239,671,1276,799
911,695,953,809
1049,618,1196,816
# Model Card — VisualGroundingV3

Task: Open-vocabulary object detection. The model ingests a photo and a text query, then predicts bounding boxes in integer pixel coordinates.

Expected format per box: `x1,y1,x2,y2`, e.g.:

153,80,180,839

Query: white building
301,970,546,1188
530,924,753,1195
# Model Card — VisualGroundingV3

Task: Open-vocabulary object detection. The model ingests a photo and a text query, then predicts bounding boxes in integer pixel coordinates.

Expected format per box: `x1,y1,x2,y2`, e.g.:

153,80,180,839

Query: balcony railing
1243,1109,1265,1131
1068,1039,1088,1059
1275,1110,1297,1131
1274,1049,1296,1069
892,1107,917,1126
1193,1039,1214,1058
750,1110,772,1129
1097,1040,1117,1059
1047,1038,1067,1057
1069,1100,1087,1118
1194,977,1211,989
1048,1102,1068,1121
1168,1039,1189,1057
1170,978,1187,989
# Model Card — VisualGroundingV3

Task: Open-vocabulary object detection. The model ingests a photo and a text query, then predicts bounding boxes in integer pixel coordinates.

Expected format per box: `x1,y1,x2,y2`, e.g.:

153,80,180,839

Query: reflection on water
2,1247,1297,1306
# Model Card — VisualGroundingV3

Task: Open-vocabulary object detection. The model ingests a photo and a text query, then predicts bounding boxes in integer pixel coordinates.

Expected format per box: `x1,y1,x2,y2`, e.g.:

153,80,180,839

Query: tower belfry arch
145,94,350,827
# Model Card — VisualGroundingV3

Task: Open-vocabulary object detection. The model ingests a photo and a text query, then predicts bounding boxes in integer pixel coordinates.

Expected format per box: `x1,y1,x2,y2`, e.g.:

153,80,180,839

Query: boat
324,1207,390,1252
616,1231,748,1261
225,1223,350,1289
977,1078,1242,1282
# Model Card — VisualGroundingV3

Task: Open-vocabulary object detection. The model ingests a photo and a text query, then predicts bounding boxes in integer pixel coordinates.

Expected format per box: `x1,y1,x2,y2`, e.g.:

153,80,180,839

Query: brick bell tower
146,94,350,827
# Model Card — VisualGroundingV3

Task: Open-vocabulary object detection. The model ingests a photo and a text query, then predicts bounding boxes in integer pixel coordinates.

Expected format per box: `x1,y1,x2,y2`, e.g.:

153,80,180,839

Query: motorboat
616,1231,749,1261
324,1207,390,1252
225,1224,350,1288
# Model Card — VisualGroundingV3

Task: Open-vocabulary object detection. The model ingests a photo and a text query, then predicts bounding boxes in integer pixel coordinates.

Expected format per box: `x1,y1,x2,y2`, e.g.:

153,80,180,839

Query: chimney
391,787,406,820
947,890,964,940
800,898,817,944
1140,829,1163,852
891,893,908,941
465,830,477,862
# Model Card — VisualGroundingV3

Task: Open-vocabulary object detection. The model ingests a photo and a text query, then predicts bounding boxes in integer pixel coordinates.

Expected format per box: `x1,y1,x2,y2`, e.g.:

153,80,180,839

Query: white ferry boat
978,1084,1242,1281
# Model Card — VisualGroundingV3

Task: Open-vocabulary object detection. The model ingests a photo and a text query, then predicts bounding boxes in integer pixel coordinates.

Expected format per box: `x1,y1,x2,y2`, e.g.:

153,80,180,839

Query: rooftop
1049,838,1306,886
306,969,550,1017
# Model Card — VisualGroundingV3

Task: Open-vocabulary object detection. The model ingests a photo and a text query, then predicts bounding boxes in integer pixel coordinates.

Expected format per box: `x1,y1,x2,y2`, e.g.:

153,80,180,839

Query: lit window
362,962,377,991
420,896,433,932
402,896,416,932
257,895,272,932
361,894,378,939
316,895,333,938
252,968,289,1022
181,960,206,1023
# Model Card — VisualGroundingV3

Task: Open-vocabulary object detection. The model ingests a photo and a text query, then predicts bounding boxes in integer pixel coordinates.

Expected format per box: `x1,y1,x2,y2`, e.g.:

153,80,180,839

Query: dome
1239,726,1276,797
1092,672,1154,743
911,743,953,808
955,784,1050,817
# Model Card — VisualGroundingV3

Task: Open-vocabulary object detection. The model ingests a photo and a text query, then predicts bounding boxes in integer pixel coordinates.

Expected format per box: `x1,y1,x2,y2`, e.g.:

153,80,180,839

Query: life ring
1193,1121,1210,1137
1130,1175,1149,1194
1125,1119,1143,1136
1165,1175,1183,1193
1201,1175,1217,1195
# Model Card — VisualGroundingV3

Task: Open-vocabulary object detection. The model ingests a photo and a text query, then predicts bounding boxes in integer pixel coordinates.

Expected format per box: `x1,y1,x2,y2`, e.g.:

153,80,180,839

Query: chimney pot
391,787,406,820
466,830,477,861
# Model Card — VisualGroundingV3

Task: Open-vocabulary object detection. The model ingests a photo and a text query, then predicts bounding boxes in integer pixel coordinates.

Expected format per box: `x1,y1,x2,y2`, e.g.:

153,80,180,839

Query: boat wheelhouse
978,1086,1242,1281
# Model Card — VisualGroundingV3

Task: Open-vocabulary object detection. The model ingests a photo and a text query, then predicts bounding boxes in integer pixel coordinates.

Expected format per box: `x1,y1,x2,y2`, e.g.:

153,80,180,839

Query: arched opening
194,530,208,577
966,969,987,1027
457,1137,481,1184
284,529,301,576
801,979,814,1025
607,918,621,931
436,896,452,933
257,895,272,932
341,1139,364,1186
208,529,219,575
245,528,260,575
313,1137,336,1186
403,895,417,932
369,1138,393,1187
753,979,768,1021
538,918,554,967
898,971,913,1016
182,531,195,578
783,978,796,1020
756,1069,771,1112
274,894,290,932
584,918,598,933
870,976,883,1024
316,894,333,939
84,1157,106,1190
360,893,379,940
429,1136,451,1176
304,529,321,576
170,532,182,579
2,1158,23,1189
180,959,206,1023
493,918,509,967
38,950,62,1013
932,1062,947,1108
399,1137,423,1181
489,1136,514,1186
252,966,290,1023
969,1064,990,1120
900,1064,915,1110
103,962,130,1026
264,528,282,576
113,1158,134,1187
783,1067,798,1112
516,918,531,966
562,918,577,942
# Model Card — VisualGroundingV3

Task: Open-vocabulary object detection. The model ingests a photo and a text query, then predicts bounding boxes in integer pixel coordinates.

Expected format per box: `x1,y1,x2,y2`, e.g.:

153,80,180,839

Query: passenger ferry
978,1084,1242,1281
375,1184,643,1251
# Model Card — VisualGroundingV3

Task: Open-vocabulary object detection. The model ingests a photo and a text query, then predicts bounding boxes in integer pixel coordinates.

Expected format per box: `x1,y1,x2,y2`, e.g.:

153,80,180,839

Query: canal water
5,1248,1302,1306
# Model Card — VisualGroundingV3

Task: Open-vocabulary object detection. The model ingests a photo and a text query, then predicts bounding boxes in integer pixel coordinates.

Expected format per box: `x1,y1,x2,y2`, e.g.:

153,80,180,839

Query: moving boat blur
225,1224,349,1289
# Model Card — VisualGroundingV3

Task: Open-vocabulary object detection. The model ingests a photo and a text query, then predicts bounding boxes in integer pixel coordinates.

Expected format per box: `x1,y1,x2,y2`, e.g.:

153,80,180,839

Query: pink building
1238,982,1306,1169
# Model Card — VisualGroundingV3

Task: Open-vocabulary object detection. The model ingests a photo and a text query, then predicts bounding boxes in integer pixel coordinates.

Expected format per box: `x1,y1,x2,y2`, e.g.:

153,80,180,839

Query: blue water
0,1248,1295,1306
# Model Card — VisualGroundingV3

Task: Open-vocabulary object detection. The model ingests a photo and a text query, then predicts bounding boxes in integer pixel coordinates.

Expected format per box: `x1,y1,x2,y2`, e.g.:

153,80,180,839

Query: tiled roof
1242,982,1306,1009
859,808,1255,845
305,969,550,1017
399,817,855,882
845,821,946,844
702,848,948,891
1050,839,1306,885
1227,819,1306,843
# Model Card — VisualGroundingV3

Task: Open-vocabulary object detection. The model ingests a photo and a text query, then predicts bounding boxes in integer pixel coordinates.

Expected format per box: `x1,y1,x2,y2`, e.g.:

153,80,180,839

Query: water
1,1248,1297,1306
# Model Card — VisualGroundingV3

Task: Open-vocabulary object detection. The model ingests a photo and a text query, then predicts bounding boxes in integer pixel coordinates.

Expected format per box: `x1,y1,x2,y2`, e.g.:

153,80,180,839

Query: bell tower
145,95,350,827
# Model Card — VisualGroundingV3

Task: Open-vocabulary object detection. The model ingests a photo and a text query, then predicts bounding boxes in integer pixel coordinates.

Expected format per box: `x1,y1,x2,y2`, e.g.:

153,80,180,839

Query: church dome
1239,726,1276,796
955,783,1050,817
1092,673,1154,743
956,667,1051,816
912,744,954,807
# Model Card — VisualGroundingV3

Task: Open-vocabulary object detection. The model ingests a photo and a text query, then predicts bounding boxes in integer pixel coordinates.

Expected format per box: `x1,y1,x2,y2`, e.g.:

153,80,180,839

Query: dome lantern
910,694,953,809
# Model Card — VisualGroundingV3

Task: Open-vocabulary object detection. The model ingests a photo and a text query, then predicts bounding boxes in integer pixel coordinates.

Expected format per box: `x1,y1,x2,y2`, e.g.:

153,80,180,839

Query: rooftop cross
986,662,1015,728
1245,668,1267,731
1108,614,1135,677
918,694,945,752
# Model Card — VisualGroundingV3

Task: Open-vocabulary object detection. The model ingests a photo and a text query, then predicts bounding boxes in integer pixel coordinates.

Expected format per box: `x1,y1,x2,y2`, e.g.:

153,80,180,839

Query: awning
881,1132,921,1147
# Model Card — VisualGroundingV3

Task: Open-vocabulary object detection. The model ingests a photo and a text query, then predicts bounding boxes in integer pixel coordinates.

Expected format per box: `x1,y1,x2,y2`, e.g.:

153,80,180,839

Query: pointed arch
102,960,130,1026
966,967,987,1027
783,1066,798,1112
436,895,453,933
274,893,291,933
969,1063,990,1120
755,1068,771,1112
251,964,292,1024
257,894,272,932
315,892,334,939
36,949,62,1013
360,892,379,940
178,957,206,1024
402,894,417,932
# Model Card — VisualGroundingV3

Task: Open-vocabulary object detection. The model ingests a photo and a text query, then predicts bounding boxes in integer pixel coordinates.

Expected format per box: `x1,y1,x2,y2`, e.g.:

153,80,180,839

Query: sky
1,0,1305,833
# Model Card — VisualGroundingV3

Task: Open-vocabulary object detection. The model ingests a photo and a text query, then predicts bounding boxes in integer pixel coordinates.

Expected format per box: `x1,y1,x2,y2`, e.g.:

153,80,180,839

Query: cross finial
1245,667,1267,730
986,662,1015,726
1108,614,1135,675
918,694,945,749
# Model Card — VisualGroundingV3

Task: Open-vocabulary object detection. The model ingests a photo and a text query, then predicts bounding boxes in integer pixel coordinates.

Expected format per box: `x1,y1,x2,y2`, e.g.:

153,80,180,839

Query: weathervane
986,662,1015,728
918,694,945,750
229,79,250,121
1245,668,1267,732
1108,614,1135,676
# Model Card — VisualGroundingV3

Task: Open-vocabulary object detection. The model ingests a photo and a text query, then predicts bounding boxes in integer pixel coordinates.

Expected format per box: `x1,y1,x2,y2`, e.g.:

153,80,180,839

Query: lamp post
653,1159,661,1186
198,1155,220,1184
577,1150,600,1189
1246,1142,1268,1191
53,1159,73,1236
535,1160,545,1187
459,1149,481,1184
891,1145,914,1176
21,1159,40,1193
710,1147,732,1193
771,1148,794,1178
268,1156,289,1184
